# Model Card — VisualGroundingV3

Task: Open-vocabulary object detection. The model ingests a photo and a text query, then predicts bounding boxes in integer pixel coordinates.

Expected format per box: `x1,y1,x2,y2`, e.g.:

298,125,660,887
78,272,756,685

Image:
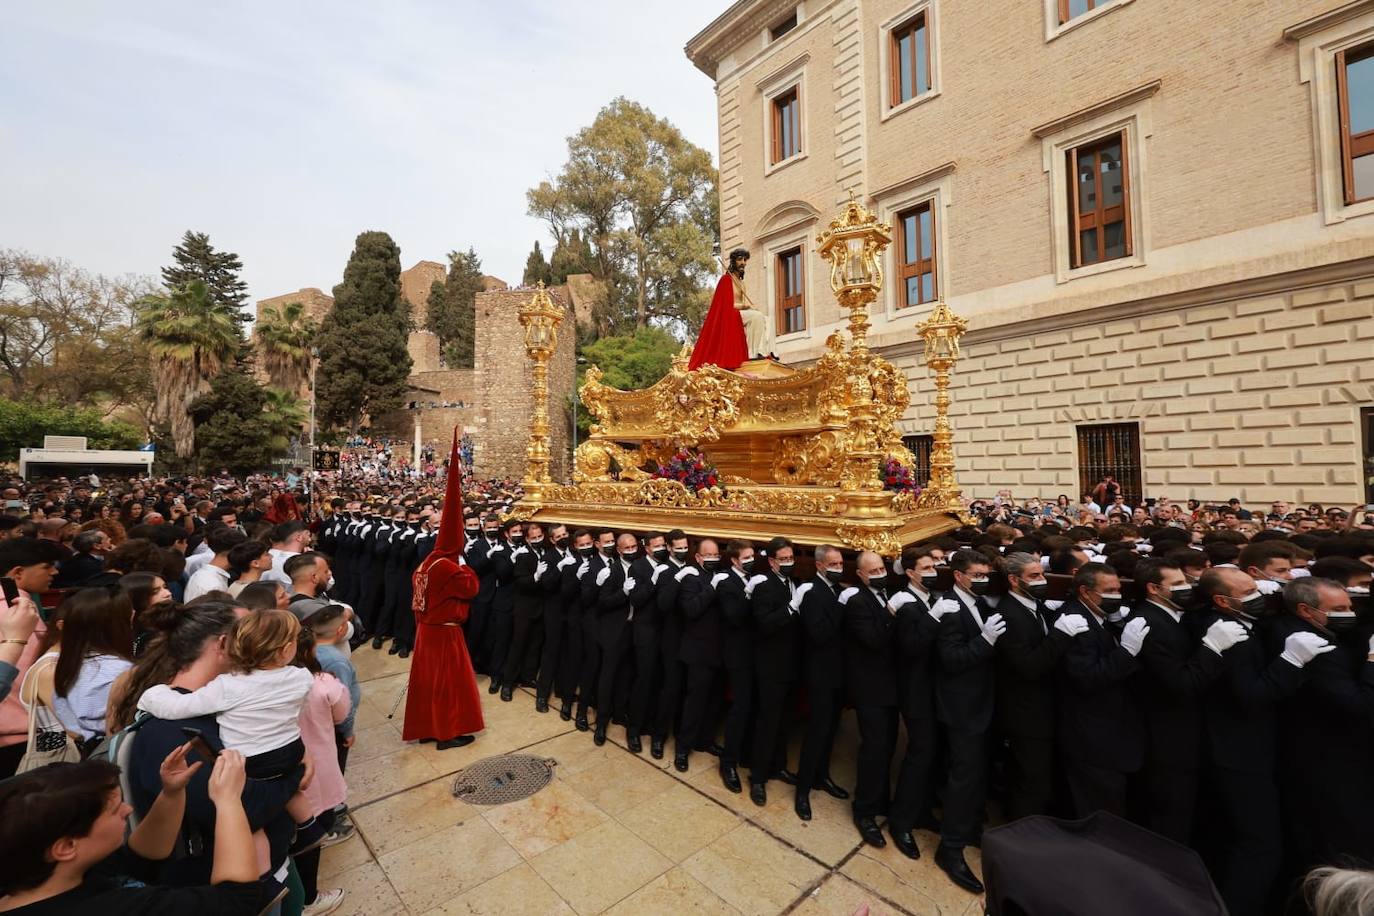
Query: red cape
689,273,748,371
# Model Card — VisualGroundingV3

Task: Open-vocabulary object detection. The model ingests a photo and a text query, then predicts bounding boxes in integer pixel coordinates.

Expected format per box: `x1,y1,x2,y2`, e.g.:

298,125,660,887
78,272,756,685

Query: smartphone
179,726,219,763
0,577,18,605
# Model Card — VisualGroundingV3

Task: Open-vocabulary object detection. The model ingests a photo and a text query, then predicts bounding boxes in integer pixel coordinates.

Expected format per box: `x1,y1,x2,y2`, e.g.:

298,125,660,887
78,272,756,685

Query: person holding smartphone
0,589,39,702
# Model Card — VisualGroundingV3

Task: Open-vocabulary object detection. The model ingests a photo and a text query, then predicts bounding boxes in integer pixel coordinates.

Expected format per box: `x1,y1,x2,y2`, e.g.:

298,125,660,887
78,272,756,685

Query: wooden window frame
770,10,798,42
775,246,806,335
889,13,931,108
902,434,933,487
1058,0,1103,25
894,201,937,308
1076,422,1142,508
1337,44,1374,205
1067,131,1132,269
771,87,802,165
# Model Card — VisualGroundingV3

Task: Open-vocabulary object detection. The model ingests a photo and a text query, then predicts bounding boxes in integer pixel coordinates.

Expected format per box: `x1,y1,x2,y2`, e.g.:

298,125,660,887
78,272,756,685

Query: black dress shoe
487,679,501,695
499,687,513,702
773,769,798,786
890,826,921,860
397,645,410,659
559,699,574,721
794,793,812,821
626,731,642,754
856,817,886,848
575,713,590,732
704,743,725,757
750,782,767,806
674,752,689,772
535,696,549,713
650,737,665,759
593,724,607,746
387,641,401,655
371,636,386,650
819,777,850,800
435,735,475,750
934,844,984,894
720,764,742,793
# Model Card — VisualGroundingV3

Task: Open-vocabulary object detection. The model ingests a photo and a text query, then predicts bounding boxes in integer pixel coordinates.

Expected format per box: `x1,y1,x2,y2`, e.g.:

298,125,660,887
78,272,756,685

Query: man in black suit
482,519,522,692
553,529,595,721
675,537,723,773
627,532,669,755
932,549,1003,894
746,536,801,806
793,545,851,822
716,539,757,793
593,532,656,748
464,514,501,674
994,551,1086,821
1132,557,1248,844
841,550,898,850
54,529,109,587
649,530,691,759
534,524,576,714
574,529,617,731
1056,562,1148,821
1195,567,1322,916
1273,577,1374,883
501,520,547,700
886,545,960,858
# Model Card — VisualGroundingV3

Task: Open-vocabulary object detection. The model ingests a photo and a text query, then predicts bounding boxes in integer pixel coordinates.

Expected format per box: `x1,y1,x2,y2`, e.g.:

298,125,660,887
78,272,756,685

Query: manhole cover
451,754,557,805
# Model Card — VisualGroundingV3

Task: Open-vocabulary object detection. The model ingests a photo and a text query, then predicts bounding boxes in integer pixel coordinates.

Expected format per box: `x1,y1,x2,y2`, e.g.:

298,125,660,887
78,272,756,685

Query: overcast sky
1,1,721,306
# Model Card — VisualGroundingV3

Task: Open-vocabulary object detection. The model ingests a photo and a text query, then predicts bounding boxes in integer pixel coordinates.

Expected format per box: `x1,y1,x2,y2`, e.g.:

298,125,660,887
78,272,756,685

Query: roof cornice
685,0,803,79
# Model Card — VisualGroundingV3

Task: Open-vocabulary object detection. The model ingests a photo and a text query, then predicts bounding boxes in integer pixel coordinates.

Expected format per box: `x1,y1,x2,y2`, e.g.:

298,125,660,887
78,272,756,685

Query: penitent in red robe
402,431,485,742
688,273,748,371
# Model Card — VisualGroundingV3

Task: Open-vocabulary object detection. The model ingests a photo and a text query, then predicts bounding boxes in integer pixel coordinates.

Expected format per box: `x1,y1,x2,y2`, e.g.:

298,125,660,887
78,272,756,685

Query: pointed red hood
430,429,465,561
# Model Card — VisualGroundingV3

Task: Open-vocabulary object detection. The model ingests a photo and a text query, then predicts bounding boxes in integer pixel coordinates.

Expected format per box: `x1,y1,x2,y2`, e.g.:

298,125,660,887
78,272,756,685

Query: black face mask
652,547,670,563
579,546,596,558
601,544,616,557
868,574,891,591
527,537,544,547
701,559,720,573
969,578,991,597
739,558,755,576
485,530,499,540
824,568,844,585
1325,611,1359,633
1238,593,1271,618
672,549,689,563
508,533,525,545
778,562,795,577
621,549,640,562
921,573,940,587
1169,585,1193,606
553,537,568,549
1097,594,1123,615
1023,581,1048,601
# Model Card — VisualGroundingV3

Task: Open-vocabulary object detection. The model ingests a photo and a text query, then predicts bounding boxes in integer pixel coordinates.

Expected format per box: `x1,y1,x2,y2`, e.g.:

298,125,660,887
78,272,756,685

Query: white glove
1053,613,1089,637
1120,617,1150,656
558,554,577,569
1280,631,1335,668
980,613,1007,646
455,555,467,568
1254,578,1282,596
651,563,668,585
622,576,637,596
576,559,590,580
595,566,610,587
929,597,960,621
887,591,917,614
535,561,548,579
1202,619,1249,655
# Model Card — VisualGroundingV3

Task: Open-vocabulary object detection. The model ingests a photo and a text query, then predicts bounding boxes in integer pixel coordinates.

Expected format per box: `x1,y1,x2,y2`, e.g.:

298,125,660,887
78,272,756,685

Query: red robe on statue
688,273,748,371
402,433,485,742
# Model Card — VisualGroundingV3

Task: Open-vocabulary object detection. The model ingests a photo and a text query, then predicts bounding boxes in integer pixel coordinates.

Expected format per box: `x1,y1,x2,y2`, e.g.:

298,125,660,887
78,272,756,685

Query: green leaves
161,231,250,333
426,248,482,370
0,398,141,462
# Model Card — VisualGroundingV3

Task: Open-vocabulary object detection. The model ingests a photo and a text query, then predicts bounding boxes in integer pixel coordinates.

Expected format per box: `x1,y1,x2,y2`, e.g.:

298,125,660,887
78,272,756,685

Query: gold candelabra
917,300,969,512
518,281,564,499
817,195,893,505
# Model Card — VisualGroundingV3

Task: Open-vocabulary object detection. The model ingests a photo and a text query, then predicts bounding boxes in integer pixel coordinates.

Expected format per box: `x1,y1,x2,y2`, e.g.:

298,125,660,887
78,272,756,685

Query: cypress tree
426,248,482,369
315,231,413,430
523,241,553,287
161,230,250,334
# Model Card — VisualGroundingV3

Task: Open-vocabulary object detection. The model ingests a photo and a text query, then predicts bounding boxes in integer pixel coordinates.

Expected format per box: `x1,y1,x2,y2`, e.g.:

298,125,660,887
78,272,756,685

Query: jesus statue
688,248,775,371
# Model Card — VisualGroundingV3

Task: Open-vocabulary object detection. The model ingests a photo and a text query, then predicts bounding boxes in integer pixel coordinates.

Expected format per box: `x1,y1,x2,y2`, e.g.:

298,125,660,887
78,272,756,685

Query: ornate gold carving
836,524,902,556
772,430,844,487
573,440,651,483
651,363,744,444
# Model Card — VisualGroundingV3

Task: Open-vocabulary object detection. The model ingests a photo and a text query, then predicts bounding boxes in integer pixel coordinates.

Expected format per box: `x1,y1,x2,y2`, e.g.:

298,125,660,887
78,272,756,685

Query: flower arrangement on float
653,446,723,495
883,457,922,494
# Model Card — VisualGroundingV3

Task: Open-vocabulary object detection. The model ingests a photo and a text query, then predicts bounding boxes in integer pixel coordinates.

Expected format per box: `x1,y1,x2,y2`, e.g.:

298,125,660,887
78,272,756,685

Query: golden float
512,198,969,556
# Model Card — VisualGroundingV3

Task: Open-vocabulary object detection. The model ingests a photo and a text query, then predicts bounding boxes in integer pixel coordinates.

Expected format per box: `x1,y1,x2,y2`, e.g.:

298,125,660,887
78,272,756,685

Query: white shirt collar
1148,599,1183,624
1008,590,1038,612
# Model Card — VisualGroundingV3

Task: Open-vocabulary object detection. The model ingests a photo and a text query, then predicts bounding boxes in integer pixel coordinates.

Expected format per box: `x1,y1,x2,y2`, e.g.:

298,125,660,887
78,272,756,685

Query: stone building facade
686,0,1374,506
257,264,585,480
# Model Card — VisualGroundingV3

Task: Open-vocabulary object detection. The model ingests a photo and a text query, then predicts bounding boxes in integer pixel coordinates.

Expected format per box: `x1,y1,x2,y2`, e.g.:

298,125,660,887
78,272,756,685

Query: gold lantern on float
917,301,969,512
517,281,565,500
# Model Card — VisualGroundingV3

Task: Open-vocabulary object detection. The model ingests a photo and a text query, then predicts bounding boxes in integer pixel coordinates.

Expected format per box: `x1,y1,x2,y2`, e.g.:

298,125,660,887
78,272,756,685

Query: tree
161,231,251,333
575,327,681,438
425,248,483,369
527,98,719,334
0,251,155,412
135,280,240,459
262,387,307,452
189,372,277,475
315,231,413,430
0,398,141,461
255,300,318,393
549,229,595,285
522,241,554,287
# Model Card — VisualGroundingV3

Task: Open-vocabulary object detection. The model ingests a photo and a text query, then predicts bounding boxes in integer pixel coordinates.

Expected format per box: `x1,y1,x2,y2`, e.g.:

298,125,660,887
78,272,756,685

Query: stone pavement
319,645,989,915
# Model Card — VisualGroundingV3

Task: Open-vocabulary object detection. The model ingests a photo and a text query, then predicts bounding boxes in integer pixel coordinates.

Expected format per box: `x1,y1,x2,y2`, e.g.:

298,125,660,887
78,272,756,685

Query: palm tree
262,386,307,452
256,301,317,393
134,280,240,459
